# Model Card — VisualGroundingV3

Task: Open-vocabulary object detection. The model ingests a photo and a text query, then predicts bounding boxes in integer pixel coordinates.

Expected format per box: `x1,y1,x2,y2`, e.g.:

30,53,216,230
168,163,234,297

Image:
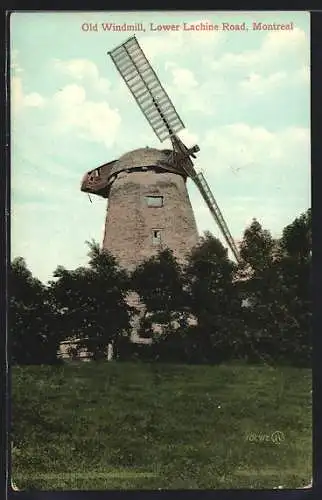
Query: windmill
81,36,241,270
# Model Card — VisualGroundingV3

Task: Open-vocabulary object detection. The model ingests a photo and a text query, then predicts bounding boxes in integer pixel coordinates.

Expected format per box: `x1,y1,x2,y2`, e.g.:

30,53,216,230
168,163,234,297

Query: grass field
11,361,312,490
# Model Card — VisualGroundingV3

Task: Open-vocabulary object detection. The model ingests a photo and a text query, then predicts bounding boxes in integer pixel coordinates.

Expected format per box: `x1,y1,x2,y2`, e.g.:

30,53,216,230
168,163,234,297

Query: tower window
152,230,162,245
145,196,163,208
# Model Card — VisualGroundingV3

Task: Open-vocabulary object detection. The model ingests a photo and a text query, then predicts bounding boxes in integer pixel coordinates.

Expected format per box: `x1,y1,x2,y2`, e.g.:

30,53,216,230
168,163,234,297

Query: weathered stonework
81,146,199,269
103,168,199,270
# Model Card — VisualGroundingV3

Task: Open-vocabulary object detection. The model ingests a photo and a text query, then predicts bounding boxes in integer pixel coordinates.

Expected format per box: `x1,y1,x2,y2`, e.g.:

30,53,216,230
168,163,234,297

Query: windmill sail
108,36,241,263
170,135,241,263
109,36,184,142
193,172,241,262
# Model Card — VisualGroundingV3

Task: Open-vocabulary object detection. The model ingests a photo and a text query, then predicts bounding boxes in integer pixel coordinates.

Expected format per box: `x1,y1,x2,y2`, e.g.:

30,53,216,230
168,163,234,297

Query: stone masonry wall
102,169,199,271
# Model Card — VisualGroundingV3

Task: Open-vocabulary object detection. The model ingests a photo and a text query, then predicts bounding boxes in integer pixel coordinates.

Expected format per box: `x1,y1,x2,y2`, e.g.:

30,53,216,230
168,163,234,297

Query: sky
10,11,310,283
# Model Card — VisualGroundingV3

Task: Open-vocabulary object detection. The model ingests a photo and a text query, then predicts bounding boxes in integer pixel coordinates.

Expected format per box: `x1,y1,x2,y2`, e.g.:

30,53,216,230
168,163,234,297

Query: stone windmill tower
81,36,241,272
81,147,199,270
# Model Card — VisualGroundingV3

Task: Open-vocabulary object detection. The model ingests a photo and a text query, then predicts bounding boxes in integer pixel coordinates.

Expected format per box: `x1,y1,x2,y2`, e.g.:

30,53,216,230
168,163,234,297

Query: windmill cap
108,147,187,179
81,147,189,199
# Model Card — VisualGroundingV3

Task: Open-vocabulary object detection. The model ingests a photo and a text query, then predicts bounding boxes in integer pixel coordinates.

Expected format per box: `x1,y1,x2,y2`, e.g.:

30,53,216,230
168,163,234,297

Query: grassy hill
11,361,312,490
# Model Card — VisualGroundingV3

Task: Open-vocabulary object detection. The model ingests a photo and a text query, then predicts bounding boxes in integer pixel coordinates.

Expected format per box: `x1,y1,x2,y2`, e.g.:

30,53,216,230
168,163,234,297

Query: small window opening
145,196,163,208
152,230,162,245
94,169,100,178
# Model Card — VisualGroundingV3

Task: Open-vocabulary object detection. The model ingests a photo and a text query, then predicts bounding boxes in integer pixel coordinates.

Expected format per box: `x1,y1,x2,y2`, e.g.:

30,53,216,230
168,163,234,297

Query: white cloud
239,71,287,94
140,33,183,60
54,58,97,80
53,58,111,94
11,55,45,114
202,27,309,101
170,66,198,90
295,66,310,84
209,27,308,74
164,65,223,115
178,129,199,148
263,26,308,54
53,83,86,106
12,52,121,148
51,84,121,148
161,128,199,151
11,76,46,114
178,121,309,245
24,92,46,107
204,123,310,174
154,27,309,114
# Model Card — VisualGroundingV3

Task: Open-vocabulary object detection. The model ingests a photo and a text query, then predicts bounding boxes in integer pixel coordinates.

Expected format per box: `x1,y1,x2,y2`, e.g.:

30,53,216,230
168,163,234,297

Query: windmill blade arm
193,172,241,263
108,36,185,143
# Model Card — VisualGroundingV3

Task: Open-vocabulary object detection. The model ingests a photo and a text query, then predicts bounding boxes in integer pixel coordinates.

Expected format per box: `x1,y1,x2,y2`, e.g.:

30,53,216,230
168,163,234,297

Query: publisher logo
246,430,285,445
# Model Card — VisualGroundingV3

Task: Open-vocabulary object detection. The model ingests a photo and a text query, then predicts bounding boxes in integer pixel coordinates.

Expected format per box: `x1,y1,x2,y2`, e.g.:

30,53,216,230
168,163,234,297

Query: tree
131,248,187,337
280,208,311,263
237,219,287,362
183,232,241,363
237,212,311,365
49,241,132,360
274,209,312,364
237,219,278,314
239,218,275,273
10,258,61,364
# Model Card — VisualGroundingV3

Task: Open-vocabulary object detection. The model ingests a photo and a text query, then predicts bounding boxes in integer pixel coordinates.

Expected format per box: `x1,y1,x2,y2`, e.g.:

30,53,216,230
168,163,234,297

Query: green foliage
10,258,62,365
50,241,132,360
239,218,275,272
131,248,188,335
185,232,237,316
280,208,311,262
10,209,311,367
179,233,242,363
136,211,311,368
236,210,311,366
